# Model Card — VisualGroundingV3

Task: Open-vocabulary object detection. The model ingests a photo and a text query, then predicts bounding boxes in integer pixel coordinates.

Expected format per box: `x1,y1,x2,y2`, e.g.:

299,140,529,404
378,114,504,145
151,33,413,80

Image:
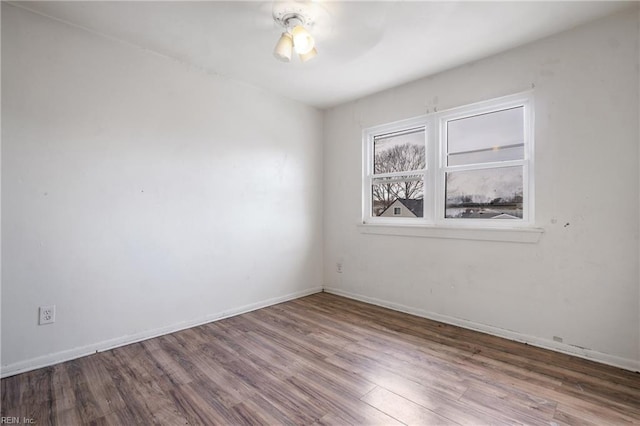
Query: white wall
324,8,640,370
1,4,323,375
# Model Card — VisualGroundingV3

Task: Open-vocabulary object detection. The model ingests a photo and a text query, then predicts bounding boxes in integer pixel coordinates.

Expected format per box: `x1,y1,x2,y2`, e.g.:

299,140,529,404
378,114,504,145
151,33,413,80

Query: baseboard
0,287,323,378
323,286,640,373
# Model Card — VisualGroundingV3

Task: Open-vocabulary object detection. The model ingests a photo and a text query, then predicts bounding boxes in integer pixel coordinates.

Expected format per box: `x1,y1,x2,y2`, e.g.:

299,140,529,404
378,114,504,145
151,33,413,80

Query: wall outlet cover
39,305,56,325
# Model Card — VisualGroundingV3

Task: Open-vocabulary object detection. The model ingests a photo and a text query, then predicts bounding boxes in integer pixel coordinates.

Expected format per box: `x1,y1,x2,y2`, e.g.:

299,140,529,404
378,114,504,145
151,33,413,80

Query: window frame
362,92,535,229
362,115,430,226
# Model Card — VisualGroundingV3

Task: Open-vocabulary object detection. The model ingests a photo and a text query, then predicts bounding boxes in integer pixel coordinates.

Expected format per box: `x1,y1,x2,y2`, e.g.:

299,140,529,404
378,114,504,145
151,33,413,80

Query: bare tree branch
372,143,425,215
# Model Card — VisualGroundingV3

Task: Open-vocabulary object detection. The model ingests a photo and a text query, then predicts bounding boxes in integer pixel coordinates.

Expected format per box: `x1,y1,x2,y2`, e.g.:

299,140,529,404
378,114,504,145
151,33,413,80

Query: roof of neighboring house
380,198,424,217
399,198,424,217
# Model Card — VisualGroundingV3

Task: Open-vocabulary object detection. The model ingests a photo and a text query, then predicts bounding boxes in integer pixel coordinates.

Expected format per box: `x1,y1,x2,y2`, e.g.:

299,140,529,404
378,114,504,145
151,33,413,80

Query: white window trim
362,115,430,226
362,92,539,239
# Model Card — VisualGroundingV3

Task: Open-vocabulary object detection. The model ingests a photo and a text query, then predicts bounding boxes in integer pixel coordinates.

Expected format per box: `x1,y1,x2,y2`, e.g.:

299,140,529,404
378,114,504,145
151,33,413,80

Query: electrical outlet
336,262,343,273
39,305,56,325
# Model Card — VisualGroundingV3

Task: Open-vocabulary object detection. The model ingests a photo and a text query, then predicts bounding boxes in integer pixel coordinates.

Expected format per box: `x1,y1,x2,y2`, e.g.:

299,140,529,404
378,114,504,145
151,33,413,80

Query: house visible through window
363,92,533,227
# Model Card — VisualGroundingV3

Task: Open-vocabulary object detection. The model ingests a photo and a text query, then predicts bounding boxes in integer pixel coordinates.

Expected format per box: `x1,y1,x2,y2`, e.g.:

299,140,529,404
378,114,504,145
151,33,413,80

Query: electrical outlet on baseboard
39,305,56,325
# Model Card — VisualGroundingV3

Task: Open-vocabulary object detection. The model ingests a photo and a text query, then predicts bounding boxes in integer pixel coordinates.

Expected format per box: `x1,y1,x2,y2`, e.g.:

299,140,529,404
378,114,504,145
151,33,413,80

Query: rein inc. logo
1,418,35,424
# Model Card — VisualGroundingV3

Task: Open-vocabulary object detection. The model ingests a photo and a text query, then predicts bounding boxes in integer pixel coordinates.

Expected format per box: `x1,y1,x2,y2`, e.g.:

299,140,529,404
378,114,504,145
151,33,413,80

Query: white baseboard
0,287,323,378
323,286,640,373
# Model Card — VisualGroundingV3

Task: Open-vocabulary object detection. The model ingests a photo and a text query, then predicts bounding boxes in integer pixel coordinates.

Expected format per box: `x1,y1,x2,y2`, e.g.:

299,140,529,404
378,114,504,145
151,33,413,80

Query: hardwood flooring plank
64,360,113,423
51,407,85,425
350,363,511,426
147,402,191,425
294,358,377,399
240,311,340,359
143,336,196,385
1,366,53,409
286,374,403,425
459,385,555,426
361,386,459,425
184,350,257,403
230,398,293,426
100,406,147,426
552,400,638,425
50,362,82,412
325,347,467,405
162,383,229,425
99,350,179,423
240,392,307,425
241,330,308,374
249,377,327,424
269,302,363,345
75,355,128,415
342,339,470,399
314,412,356,426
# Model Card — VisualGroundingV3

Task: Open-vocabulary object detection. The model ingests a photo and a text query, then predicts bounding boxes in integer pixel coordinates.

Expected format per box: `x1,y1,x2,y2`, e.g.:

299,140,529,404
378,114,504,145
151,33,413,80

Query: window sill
358,223,544,243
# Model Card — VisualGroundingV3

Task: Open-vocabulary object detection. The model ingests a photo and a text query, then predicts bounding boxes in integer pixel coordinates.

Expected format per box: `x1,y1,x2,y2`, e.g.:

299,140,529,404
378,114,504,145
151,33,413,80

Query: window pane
448,145,524,166
372,175,424,217
447,106,524,166
374,128,425,174
445,167,523,219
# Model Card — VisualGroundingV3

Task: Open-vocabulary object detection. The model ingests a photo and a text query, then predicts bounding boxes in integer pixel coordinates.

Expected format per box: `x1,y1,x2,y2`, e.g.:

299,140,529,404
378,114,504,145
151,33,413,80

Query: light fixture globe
273,32,293,62
291,25,314,55
299,46,317,63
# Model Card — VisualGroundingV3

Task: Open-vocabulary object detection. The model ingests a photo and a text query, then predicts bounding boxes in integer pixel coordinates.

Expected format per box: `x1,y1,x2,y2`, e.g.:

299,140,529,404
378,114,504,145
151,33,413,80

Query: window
367,121,427,220
363,92,533,227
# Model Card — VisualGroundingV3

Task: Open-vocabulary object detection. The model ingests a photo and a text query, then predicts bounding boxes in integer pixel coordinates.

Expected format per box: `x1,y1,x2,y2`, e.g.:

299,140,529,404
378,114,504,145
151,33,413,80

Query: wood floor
2,292,639,425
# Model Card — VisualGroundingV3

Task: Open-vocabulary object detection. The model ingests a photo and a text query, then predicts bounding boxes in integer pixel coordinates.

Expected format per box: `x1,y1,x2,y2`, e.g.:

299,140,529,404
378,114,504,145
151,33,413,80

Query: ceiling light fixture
273,9,317,63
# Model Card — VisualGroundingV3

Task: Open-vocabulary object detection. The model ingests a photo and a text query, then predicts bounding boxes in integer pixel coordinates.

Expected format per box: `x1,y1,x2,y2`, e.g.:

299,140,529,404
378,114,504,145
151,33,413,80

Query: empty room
2,0,639,424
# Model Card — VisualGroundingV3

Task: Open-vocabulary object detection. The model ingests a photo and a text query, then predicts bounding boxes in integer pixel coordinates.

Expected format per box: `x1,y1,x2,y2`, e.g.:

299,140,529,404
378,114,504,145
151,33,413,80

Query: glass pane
371,176,424,217
445,167,523,219
448,145,524,166
374,128,425,174
447,106,524,166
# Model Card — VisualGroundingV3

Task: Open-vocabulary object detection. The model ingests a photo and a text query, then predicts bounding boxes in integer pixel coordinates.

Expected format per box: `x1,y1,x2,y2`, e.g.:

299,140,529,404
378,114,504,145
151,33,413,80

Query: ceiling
12,1,633,109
